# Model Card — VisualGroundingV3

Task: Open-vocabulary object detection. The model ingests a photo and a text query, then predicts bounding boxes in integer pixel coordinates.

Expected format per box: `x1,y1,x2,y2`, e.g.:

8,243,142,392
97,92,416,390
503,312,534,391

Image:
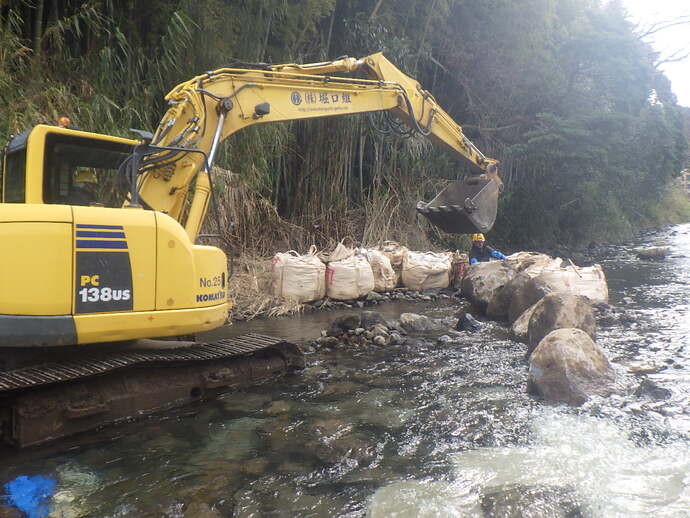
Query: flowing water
1,223,689,517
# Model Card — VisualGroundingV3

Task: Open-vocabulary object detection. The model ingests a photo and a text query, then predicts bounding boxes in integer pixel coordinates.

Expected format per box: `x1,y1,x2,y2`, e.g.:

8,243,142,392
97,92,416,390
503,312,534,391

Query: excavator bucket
416,175,499,234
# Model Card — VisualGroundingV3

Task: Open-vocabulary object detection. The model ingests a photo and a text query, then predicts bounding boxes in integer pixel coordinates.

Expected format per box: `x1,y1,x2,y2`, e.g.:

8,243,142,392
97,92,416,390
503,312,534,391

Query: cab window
43,133,133,207
2,148,27,203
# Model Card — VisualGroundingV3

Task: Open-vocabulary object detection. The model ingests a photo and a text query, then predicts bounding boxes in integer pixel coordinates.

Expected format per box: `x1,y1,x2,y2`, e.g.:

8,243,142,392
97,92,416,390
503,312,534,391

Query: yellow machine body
0,125,228,347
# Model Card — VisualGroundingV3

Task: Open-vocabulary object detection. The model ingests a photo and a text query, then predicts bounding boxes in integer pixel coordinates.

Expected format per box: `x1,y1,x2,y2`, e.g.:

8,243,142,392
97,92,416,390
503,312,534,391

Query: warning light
57,116,72,127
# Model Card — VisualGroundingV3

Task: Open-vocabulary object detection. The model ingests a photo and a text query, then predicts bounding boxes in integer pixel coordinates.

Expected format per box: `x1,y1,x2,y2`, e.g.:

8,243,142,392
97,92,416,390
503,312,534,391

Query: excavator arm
137,53,501,240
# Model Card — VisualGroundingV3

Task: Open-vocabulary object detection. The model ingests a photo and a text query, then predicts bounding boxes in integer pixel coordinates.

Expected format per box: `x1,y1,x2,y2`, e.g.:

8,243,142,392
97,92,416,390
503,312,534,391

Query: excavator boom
138,53,501,239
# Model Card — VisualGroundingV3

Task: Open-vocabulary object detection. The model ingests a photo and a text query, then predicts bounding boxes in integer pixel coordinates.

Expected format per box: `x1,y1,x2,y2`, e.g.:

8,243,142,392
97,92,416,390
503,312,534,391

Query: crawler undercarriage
0,334,304,447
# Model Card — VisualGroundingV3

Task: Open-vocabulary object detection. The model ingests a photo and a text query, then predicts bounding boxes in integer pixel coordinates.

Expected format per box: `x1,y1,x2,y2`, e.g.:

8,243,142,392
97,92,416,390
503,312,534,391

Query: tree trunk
33,0,44,56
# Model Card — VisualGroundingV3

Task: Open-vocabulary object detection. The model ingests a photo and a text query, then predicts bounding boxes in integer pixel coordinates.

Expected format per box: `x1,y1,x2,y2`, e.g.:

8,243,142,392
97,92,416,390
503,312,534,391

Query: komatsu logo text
196,291,225,303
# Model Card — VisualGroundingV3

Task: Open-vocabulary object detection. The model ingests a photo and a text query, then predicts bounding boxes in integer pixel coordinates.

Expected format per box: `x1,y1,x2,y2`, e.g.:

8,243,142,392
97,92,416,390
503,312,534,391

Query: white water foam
368,408,690,517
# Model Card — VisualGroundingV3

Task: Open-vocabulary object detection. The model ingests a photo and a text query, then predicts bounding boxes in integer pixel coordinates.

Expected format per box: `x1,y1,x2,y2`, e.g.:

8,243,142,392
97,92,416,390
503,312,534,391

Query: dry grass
209,167,456,321
227,255,306,320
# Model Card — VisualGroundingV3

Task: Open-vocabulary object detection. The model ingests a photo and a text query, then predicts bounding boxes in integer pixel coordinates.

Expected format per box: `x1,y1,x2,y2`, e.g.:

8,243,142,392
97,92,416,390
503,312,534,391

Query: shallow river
2,224,689,517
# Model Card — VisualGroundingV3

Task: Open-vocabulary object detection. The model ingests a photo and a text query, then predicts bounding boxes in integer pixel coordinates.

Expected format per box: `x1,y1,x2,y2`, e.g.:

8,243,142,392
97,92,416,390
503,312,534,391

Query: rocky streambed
1,223,690,517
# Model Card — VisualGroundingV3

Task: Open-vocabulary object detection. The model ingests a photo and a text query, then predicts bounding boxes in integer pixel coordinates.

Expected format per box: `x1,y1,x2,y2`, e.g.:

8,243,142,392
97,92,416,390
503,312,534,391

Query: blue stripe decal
76,224,124,230
76,231,126,239
76,240,128,249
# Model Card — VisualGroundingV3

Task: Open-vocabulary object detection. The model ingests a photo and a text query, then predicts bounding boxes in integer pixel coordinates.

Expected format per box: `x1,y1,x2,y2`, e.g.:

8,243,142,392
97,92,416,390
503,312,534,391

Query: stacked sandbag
363,248,397,292
374,241,407,287
402,251,452,290
271,246,326,303
326,252,375,300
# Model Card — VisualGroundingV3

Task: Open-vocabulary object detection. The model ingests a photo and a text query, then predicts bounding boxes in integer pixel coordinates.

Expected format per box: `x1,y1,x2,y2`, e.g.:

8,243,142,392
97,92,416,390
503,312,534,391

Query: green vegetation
1,0,688,253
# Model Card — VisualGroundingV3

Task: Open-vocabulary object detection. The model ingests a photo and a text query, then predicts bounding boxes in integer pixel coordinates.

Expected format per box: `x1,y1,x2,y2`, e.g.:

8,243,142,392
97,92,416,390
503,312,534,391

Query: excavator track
0,334,304,447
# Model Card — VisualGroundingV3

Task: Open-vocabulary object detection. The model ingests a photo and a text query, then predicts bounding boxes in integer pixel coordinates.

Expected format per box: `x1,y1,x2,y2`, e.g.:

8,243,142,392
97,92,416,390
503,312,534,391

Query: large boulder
508,265,608,324
510,302,539,343
508,276,553,324
505,251,563,276
534,264,608,303
527,292,596,354
528,328,616,405
636,247,670,260
487,272,531,321
461,261,516,313
399,313,439,333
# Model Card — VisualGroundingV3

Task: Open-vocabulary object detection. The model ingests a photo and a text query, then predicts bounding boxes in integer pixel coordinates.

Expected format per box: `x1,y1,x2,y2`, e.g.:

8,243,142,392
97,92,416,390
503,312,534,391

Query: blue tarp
3,475,56,518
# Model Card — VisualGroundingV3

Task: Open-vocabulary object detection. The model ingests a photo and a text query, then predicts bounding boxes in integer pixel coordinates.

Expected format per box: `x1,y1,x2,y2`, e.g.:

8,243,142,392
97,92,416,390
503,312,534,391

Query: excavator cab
416,174,500,234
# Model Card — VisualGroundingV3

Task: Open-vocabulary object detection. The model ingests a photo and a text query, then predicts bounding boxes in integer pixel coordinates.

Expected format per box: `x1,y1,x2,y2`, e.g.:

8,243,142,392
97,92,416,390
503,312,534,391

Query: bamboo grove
1,0,688,253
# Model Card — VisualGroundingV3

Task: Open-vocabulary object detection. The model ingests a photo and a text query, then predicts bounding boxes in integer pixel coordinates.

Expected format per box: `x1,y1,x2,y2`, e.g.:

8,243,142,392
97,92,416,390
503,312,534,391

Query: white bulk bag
326,254,375,300
378,241,408,286
402,251,452,290
318,239,355,263
271,246,326,303
364,249,397,292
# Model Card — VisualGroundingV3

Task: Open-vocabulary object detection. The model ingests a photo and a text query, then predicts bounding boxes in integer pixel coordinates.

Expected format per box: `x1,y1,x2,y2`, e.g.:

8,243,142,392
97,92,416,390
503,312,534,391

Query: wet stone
327,314,361,336
360,310,388,328
317,335,339,347
367,291,384,301
276,461,314,475
321,381,366,397
400,313,440,333
221,392,273,414
264,400,292,416
634,379,672,400
241,457,270,477
456,311,482,332
308,432,376,465
480,483,583,518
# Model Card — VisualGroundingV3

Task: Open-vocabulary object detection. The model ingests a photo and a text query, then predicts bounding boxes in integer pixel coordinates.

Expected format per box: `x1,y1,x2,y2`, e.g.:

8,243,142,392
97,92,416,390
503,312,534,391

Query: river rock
399,313,438,333
480,483,583,518
508,276,553,324
634,379,672,400
510,302,538,343
308,432,376,465
487,272,532,321
326,314,361,336
528,328,615,405
636,247,670,260
527,292,596,354
241,457,270,477
360,310,387,328
264,400,292,416
462,261,517,313
455,311,482,332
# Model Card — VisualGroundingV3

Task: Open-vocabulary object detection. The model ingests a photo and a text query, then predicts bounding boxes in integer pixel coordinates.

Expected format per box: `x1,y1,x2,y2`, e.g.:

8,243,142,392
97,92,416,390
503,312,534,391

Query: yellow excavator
0,53,501,446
